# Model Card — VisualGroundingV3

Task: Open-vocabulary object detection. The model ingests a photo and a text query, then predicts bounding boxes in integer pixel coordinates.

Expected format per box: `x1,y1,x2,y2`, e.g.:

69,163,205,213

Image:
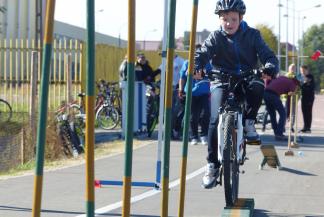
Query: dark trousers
207,78,264,165
264,90,286,136
301,97,314,130
173,97,185,133
190,94,210,139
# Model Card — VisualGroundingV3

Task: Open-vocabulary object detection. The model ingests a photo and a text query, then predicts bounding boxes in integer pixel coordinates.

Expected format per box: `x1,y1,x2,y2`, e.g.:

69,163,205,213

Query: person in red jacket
263,73,299,141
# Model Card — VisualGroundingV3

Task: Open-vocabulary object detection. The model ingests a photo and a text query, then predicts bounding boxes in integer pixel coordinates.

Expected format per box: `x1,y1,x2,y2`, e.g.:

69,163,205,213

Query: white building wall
0,0,36,40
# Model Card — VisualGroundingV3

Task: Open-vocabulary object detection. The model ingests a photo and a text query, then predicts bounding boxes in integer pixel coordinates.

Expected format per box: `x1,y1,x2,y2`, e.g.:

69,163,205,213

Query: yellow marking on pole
43,0,55,44
231,209,241,216
85,95,95,201
161,178,169,217
165,48,174,108
32,175,43,217
127,0,136,64
122,176,132,216
178,157,187,217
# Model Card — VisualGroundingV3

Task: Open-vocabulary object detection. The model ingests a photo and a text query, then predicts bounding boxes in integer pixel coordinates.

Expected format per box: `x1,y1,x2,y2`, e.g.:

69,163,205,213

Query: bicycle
0,98,12,124
211,69,261,206
55,102,84,157
70,81,120,130
0,99,12,123
95,81,120,130
146,81,160,137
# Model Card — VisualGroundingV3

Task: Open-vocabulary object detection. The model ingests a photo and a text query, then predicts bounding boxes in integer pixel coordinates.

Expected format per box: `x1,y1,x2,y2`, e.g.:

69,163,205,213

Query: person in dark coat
299,65,315,133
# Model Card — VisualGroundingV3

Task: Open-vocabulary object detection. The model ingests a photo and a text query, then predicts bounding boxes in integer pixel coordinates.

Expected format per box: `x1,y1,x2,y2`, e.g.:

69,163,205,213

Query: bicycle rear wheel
96,106,119,130
0,99,13,123
223,114,240,206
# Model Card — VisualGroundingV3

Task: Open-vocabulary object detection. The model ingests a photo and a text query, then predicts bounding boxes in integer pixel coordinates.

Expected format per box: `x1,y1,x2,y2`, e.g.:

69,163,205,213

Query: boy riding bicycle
194,0,279,189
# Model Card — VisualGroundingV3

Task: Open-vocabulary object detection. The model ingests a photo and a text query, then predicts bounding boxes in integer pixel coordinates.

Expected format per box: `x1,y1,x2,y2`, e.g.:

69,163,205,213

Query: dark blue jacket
180,60,210,96
195,21,279,74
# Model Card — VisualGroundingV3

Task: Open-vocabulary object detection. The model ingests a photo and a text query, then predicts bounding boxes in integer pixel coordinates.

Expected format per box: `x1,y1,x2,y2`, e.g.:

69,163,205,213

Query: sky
55,0,324,46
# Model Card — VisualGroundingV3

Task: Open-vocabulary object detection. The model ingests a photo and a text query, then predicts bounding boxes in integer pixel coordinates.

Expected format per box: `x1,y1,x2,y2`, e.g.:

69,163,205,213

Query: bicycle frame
211,69,258,206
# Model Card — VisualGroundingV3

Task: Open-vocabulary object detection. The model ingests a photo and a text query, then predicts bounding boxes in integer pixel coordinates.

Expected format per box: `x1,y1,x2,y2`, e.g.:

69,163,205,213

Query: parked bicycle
70,80,120,130
95,80,121,130
55,102,84,157
211,69,261,206
146,81,160,137
0,98,12,124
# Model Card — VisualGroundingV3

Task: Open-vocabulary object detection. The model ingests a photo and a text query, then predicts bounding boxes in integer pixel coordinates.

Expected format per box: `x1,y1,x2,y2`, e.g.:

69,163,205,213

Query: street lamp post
280,3,321,73
278,0,282,71
95,9,104,33
118,23,127,48
298,4,321,66
144,29,157,50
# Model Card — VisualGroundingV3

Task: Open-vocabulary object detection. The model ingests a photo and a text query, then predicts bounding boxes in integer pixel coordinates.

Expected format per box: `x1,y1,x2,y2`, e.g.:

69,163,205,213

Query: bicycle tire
59,125,74,157
0,99,13,123
223,114,240,206
96,106,119,130
146,98,159,137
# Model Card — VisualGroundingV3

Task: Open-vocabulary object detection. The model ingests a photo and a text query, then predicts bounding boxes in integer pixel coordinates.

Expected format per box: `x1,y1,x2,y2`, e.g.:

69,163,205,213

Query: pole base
284,150,294,156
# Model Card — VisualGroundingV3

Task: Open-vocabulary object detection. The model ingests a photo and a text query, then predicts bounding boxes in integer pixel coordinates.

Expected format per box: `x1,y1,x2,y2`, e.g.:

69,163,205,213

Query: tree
255,24,278,54
301,24,324,91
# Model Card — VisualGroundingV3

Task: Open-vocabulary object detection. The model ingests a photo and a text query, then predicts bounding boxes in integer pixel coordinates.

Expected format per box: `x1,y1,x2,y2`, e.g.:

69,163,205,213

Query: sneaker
72,149,79,158
200,136,208,145
172,129,180,140
244,119,260,142
299,129,311,133
202,163,219,189
190,138,198,145
275,135,288,141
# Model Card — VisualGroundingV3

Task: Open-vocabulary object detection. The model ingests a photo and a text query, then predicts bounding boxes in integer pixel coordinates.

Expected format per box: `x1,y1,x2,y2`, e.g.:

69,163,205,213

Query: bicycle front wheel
96,106,119,130
0,99,13,123
223,114,240,206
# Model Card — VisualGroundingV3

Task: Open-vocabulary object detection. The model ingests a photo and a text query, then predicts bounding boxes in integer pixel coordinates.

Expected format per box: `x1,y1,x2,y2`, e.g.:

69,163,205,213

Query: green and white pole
32,0,56,216
161,0,177,216
178,0,199,216
122,0,136,216
85,0,95,216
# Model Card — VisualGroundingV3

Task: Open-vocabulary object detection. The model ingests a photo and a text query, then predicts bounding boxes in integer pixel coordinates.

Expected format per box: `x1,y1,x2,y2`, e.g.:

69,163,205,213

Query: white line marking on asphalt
75,166,205,217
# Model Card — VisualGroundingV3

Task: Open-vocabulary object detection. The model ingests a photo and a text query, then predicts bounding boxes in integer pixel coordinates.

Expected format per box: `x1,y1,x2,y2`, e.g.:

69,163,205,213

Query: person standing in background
299,65,315,133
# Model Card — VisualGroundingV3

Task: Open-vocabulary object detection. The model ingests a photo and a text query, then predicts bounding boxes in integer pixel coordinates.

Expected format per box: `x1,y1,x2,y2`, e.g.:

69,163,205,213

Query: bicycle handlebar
209,68,261,82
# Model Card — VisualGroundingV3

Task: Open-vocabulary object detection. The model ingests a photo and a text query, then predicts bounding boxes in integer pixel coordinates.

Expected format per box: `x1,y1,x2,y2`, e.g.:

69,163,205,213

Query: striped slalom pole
85,0,95,216
122,0,136,216
31,1,56,216
161,0,177,216
156,0,169,187
178,0,199,216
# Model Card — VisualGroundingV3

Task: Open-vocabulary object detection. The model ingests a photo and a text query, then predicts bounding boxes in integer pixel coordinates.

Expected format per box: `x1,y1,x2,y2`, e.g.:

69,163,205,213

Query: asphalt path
0,95,324,217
